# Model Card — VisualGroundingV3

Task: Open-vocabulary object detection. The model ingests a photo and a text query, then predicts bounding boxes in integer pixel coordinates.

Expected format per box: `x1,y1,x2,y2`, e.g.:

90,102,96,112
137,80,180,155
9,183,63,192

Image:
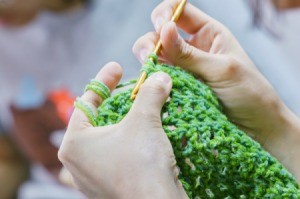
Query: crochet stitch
92,54,300,198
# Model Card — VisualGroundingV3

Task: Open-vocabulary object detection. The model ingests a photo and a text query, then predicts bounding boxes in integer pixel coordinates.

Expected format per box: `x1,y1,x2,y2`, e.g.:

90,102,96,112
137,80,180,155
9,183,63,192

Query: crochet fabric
95,55,300,198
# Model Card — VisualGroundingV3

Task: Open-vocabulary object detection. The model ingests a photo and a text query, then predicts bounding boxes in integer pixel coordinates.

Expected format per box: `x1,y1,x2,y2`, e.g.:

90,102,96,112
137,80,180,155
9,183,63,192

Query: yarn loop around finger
74,97,97,126
85,79,110,101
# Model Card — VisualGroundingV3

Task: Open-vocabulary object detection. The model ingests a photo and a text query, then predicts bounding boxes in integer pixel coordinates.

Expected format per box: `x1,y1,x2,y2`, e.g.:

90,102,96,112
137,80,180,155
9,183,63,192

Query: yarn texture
95,55,300,198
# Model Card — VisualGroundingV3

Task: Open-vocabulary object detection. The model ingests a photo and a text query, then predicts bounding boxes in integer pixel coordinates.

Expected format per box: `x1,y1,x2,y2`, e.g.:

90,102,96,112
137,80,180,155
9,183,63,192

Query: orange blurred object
48,89,75,125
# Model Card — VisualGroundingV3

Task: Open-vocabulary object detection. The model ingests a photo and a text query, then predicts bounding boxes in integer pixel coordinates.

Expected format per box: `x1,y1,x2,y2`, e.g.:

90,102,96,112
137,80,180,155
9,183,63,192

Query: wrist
262,100,300,181
277,106,300,182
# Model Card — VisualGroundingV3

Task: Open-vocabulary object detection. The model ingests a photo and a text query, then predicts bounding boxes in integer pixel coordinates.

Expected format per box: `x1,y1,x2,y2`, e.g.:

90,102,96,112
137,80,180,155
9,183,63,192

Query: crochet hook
130,0,188,100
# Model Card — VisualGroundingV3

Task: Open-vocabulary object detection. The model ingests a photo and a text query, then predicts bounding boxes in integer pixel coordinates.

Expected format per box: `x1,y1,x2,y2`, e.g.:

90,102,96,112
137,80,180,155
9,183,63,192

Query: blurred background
0,0,299,198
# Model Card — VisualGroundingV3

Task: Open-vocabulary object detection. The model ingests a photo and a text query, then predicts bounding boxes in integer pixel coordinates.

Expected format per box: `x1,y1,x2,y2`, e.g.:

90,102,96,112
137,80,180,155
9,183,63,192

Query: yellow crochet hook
130,0,188,100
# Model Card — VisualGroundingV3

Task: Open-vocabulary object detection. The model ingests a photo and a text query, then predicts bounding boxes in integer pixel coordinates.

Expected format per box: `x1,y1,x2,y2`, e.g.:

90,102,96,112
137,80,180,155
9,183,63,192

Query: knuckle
223,56,240,77
132,35,146,53
219,23,231,35
58,146,68,164
146,31,159,42
140,80,167,95
150,4,165,23
214,20,232,36
179,43,195,61
83,93,102,109
132,44,139,56
132,32,156,54
151,9,157,24
58,133,76,164
151,0,173,27
58,144,71,164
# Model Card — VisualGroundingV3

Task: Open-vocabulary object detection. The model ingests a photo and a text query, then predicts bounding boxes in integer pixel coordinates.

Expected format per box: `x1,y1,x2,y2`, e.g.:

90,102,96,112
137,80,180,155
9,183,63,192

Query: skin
59,0,300,198
59,63,188,199
133,0,300,182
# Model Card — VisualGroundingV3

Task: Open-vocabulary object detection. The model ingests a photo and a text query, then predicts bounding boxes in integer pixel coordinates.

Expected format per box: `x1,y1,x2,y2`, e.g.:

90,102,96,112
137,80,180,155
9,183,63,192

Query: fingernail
151,72,171,84
155,17,164,31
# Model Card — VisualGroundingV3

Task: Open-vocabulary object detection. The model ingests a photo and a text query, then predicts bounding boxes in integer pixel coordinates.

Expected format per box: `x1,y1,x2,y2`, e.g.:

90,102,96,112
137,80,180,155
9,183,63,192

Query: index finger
151,0,216,34
69,62,122,129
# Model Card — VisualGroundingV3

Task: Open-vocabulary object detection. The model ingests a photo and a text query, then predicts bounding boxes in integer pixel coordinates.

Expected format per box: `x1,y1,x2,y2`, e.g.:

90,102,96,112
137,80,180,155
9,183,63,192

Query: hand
133,0,300,181
58,62,188,199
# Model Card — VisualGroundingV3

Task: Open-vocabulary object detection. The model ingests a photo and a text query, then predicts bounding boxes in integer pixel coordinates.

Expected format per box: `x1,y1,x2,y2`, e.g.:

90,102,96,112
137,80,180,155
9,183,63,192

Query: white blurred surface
18,165,85,199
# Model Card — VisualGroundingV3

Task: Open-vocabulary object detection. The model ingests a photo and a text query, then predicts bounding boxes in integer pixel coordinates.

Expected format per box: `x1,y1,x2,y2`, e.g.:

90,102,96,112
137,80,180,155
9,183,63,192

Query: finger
59,167,76,188
132,32,159,64
70,62,122,128
129,72,172,120
82,62,123,107
132,31,173,65
160,21,230,82
151,0,216,34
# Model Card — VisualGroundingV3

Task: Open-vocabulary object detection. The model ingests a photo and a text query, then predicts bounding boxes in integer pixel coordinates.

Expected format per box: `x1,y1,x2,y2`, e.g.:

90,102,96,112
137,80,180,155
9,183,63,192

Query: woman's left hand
58,62,187,199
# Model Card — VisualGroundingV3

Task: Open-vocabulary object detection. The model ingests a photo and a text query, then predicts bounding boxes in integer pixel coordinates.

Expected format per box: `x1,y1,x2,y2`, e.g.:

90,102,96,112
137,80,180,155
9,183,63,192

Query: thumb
130,72,172,120
160,21,226,82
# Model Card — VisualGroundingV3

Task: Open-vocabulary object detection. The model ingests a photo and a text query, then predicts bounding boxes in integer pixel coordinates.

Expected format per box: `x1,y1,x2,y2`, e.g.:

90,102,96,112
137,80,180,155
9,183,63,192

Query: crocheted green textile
95,55,300,198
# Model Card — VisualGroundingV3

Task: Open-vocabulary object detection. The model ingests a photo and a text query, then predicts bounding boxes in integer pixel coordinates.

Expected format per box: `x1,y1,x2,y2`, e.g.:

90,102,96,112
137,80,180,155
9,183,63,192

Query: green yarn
74,79,111,126
74,97,97,126
94,54,300,198
85,79,111,100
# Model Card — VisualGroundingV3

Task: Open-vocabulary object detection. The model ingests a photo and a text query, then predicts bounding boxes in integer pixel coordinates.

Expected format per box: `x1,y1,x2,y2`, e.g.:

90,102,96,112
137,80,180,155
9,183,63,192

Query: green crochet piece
95,54,300,198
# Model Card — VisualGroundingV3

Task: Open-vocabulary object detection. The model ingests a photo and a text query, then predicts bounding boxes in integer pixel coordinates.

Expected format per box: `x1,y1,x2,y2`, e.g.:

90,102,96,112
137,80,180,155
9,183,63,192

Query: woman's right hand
133,0,300,181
